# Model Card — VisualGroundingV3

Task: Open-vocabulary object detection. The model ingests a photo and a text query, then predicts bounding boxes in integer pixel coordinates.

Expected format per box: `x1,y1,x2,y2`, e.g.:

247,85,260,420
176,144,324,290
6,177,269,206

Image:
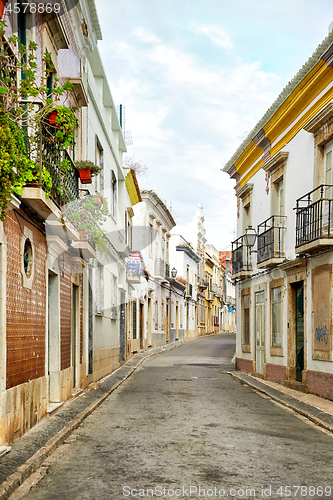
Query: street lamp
171,267,177,279
244,225,257,249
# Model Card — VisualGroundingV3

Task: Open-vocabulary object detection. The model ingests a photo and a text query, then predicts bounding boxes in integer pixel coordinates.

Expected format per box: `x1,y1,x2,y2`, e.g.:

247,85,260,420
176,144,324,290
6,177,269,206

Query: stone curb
0,332,221,500
228,372,333,434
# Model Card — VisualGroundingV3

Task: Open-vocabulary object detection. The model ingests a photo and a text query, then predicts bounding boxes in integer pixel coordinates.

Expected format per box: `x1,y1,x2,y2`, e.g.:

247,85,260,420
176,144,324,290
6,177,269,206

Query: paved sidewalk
0,336,204,500
229,372,333,432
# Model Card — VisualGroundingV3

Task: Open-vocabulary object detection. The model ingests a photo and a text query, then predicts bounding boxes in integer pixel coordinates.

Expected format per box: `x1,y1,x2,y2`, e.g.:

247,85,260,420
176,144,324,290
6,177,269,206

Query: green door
295,283,304,382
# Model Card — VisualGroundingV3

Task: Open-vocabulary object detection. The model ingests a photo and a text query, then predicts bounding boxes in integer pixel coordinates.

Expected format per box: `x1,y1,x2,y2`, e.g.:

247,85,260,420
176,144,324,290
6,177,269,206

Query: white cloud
196,26,233,49
99,19,283,247
132,27,161,44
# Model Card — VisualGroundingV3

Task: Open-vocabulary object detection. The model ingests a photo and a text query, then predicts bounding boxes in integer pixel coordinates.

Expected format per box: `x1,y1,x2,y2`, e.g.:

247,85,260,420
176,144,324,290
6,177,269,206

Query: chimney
329,21,333,34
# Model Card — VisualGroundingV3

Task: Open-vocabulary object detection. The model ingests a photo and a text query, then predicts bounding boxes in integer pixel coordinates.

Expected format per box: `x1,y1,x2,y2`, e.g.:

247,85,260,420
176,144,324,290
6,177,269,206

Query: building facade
224,27,333,400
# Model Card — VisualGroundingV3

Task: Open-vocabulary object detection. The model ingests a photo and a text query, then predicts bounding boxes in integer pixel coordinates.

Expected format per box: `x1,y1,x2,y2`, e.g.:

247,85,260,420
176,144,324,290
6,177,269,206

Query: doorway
148,297,152,347
71,284,79,388
139,302,144,349
295,282,304,382
255,290,265,374
166,300,169,342
119,291,126,362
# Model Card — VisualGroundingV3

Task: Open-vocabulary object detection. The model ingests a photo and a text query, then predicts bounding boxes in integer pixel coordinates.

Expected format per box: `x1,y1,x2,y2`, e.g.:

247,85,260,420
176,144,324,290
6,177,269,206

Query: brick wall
5,211,47,389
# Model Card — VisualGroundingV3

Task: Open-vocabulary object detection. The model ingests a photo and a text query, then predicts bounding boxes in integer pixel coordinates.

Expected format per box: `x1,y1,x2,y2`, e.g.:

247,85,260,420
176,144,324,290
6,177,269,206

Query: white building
169,234,200,339
132,190,175,348
224,26,333,400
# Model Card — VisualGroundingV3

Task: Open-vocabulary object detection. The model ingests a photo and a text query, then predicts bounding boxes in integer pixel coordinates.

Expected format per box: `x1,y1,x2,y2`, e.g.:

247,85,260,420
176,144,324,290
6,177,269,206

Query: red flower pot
0,0,6,19
78,168,92,184
49,110,58,127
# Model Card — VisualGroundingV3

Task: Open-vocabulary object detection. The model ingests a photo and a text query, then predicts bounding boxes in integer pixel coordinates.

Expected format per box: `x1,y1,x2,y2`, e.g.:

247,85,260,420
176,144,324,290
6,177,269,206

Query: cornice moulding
263,152,289,173
236,183,254,199
303,102,333,133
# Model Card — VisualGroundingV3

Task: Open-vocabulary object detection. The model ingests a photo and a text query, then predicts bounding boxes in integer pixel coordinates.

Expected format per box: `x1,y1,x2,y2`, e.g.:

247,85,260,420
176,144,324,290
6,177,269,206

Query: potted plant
43,106,78,149
75,160,102,184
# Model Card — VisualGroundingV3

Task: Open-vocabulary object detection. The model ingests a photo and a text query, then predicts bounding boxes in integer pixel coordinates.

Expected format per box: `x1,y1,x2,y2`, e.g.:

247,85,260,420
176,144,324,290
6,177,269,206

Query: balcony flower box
77,168,92,184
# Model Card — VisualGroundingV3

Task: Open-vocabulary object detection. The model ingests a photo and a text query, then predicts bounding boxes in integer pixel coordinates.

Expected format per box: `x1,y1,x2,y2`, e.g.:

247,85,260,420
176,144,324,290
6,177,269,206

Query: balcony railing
42,144,79,206
198,277,208,288
231,235,251,277
257,215,286,265
295,185,333,249
155,258,168,279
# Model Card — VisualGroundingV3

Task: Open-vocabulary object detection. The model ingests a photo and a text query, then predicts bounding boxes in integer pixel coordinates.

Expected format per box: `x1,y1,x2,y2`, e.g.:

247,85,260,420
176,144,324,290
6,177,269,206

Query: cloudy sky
95,0,333,250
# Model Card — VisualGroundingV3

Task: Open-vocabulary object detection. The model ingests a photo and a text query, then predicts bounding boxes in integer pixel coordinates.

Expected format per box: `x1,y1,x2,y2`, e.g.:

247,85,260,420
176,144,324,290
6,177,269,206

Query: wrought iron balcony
295,184,333,253
154,258,168,280
257,215,286,268
198,277,208,289
43,145,79,206
231,235,252,280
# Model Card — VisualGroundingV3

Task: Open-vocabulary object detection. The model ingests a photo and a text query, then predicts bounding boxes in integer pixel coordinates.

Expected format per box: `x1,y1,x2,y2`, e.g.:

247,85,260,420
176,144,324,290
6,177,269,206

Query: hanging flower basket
78,168,92,184
75,160,102,177
48,110,58,127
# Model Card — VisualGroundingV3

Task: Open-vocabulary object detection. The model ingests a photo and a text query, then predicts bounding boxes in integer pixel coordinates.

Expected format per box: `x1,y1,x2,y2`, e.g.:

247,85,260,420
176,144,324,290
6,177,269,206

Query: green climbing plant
0,19,78,220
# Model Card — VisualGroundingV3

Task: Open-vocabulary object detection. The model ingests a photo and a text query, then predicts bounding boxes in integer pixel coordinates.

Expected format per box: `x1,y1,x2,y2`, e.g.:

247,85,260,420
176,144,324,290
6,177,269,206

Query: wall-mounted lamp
244,226,257,250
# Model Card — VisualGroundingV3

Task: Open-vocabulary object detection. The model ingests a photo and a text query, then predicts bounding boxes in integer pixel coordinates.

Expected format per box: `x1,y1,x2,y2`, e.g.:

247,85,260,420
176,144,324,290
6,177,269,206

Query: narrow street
12,334,333,500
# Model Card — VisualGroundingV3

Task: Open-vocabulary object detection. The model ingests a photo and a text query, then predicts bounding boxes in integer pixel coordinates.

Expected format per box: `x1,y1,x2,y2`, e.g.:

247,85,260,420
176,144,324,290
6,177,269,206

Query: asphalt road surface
11,334,333,500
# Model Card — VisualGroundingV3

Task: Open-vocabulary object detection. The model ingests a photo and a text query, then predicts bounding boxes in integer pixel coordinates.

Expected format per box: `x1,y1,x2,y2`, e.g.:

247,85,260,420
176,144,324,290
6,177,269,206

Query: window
111,171,117,220
95,138,104,193
243,202,251,233
149,224,153,255
23,239,33,278
161,237,165,262
242,294,250,345
132,301,137,339
95,263,104,315
166,239,169,264
271,287,282,347
125,211,132,247
325,150,333,220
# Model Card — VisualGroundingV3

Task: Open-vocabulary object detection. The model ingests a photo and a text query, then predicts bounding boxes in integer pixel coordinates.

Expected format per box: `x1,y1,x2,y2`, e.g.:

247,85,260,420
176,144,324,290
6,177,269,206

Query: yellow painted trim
125,172,141,205
239,159,264,188
263,61,329,138
265,64,333,143
270,84,333,157
239,83,333,187
234,60,333,177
